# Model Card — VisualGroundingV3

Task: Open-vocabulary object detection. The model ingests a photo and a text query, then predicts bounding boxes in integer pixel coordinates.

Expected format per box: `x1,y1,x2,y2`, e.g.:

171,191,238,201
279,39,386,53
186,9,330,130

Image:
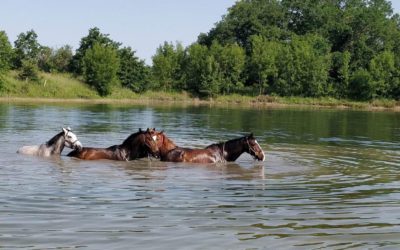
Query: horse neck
46,132,65,154
160,135,177,156
222,138,246,161
121,133,144,157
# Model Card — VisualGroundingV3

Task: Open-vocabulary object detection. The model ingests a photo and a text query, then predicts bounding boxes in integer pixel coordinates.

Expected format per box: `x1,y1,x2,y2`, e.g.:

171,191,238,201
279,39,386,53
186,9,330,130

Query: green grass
1,71,99,98
1,71,399,111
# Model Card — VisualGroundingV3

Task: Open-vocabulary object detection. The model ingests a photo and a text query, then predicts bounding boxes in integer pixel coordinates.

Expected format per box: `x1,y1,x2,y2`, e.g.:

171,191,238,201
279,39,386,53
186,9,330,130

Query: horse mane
46,131,64,146
121,130,144,146
160,133,177,150
209,136,246,149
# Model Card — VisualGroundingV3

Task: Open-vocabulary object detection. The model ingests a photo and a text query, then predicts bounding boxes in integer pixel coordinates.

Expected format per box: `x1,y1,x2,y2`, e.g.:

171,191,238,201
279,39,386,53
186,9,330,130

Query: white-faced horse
17,127,82,157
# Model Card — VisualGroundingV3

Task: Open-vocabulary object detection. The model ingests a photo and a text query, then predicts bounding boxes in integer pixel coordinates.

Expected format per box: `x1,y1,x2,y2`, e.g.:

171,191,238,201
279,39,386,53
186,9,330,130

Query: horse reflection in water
154,130,265,163
17,127,82,157
67,128,159,161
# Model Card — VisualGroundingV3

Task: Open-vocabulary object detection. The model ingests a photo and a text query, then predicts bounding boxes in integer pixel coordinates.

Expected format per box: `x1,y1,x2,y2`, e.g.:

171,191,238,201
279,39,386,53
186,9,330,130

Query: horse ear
249,133,254,138
146,128,150,132
139,128,142,132
62,127,68,134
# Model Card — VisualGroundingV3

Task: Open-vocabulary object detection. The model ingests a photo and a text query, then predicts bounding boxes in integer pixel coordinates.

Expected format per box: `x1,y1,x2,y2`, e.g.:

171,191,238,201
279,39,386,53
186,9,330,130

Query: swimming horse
154,130,265,163
67,128,159,161
17,127,82,157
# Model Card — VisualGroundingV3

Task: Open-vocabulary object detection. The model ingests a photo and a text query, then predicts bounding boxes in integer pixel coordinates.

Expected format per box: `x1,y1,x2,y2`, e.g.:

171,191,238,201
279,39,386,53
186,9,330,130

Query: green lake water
1,103,399,249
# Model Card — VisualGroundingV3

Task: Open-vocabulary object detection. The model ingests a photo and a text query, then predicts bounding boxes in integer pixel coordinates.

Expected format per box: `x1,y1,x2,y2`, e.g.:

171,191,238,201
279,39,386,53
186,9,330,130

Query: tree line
1,0,400,100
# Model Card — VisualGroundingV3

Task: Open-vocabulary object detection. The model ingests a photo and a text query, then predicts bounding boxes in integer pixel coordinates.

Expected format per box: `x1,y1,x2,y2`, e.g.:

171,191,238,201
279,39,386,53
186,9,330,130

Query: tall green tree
198,0,288,52
118,46,150,93
210,41,246,94
274,35,331,97
183,44,222,97
249,35,281,95
18,59,40,82
0,31,13,74
0,31,13,88
349,68,374,100
369,50,396,98
13,29,41,68
151,41,185,91
52,45,73,72
37,46,53,72
82,43,120,96
71,27,120,74
330,51,351,98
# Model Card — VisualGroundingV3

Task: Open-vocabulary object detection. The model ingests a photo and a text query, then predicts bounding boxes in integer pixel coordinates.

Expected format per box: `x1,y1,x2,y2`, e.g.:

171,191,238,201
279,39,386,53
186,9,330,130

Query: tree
0,31,13,86
13,29,41,68
18,59,40,82
249,35,281,95
198,0,288,52
349,68,374,100
118,46,150,92
330,51,351,98
52,45,73,72
37,46,53,72
82,43,120,96
210,41,246,94
369,50,395,98
71,27,120,74
183,44,222,97
151,41,185,91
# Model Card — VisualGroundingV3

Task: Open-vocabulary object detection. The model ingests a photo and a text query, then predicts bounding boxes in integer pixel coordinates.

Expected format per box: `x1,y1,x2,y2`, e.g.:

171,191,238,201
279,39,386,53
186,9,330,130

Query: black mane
208,135,247,149
121,130,144,146
46,131,64,146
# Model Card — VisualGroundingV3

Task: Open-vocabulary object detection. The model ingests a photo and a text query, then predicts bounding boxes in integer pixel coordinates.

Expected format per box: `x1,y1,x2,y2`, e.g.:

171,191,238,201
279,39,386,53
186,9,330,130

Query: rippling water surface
1,103,400,249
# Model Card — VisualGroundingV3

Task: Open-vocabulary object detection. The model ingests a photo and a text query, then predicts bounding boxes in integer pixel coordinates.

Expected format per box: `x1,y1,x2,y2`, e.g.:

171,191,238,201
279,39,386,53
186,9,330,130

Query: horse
154,131,265,163
67,128,159,161
17,127,83,157
205,133,265,162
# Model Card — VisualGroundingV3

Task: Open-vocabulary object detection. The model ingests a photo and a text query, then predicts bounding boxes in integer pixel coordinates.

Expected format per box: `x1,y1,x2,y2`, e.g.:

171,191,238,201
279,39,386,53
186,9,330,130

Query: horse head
62,127,82,150
152,129,177,155
141,128,160,158
245,133,265,161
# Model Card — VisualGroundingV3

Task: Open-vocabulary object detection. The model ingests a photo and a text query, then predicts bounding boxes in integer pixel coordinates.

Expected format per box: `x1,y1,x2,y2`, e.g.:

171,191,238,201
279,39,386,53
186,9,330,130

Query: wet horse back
67,147,125,160
17,145,41,156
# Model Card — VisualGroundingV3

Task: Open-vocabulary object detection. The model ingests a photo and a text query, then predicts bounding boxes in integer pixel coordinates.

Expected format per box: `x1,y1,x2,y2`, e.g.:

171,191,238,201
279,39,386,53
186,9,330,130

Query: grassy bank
1,71,399,111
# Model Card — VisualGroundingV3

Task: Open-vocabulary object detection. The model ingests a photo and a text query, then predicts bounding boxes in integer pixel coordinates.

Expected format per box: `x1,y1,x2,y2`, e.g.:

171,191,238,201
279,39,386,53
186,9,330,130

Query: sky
1,0,399,65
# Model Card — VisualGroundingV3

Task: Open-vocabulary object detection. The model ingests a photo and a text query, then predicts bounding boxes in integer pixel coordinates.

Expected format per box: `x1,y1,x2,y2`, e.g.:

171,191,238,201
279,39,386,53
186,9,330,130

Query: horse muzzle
254,151,265,161
72,140,83,150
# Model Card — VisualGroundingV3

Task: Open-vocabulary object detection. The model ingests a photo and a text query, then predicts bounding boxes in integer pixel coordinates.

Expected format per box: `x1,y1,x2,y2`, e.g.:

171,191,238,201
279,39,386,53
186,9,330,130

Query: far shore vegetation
1,0,400,111
1,70,399,111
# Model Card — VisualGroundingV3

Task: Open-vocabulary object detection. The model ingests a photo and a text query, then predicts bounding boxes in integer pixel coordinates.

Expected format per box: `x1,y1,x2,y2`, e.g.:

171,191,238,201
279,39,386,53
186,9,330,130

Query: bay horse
67,128,159,161
17,127,82,157
205,133,265,162
154,131,265,163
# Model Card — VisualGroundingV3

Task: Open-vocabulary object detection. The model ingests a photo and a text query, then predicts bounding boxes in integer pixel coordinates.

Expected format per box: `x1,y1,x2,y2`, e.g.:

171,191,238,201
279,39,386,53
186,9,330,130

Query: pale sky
1,0,399,65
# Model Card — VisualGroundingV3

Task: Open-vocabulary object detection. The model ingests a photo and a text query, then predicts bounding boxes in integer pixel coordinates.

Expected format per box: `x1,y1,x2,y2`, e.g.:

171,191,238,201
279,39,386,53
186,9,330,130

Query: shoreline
0,96,399,112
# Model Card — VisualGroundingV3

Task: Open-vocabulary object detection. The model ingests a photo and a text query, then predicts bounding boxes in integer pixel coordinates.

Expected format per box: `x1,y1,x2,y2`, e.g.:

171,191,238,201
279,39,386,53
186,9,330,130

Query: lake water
1,103,400,249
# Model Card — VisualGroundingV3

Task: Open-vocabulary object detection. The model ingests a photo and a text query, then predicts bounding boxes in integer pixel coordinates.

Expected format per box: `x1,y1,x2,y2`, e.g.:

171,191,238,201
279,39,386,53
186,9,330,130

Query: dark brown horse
205,133,265,162
154,131,265,163
67,128,159,161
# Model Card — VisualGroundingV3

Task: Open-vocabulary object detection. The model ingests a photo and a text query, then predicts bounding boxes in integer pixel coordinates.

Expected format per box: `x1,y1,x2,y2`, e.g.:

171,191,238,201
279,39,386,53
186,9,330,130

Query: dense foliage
1,0,400,99
0,31,13,87
118,46,150,93
197,0,400,99
82,43,119,96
